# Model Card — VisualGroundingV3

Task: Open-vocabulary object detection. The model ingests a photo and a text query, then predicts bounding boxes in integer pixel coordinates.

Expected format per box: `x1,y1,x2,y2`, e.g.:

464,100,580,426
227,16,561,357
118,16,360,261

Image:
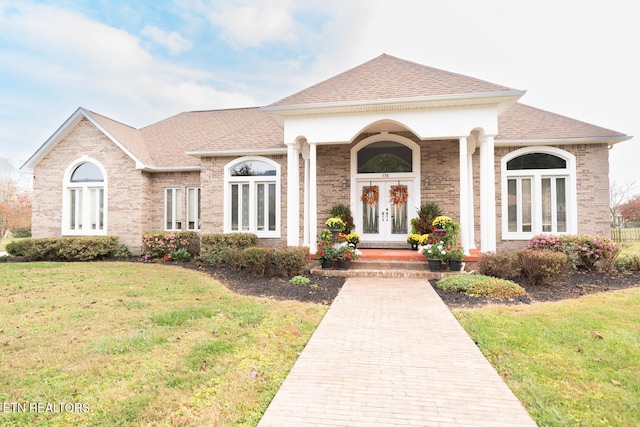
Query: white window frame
164,187,183,231
186,186,201,231
62,157,108,236
223,156,281,238
501,146,577,240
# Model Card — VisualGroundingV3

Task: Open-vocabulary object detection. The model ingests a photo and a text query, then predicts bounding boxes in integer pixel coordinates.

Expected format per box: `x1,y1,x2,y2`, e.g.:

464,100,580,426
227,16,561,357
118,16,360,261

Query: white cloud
141,25,193,55
207,0,297,48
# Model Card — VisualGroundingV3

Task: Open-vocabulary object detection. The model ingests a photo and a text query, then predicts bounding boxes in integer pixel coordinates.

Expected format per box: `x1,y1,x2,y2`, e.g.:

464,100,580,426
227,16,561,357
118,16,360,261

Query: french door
357,180,413,242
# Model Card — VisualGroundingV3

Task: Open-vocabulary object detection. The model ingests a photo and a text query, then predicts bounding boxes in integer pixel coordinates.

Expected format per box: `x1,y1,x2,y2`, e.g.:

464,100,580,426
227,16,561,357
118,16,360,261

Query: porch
310,248,480,278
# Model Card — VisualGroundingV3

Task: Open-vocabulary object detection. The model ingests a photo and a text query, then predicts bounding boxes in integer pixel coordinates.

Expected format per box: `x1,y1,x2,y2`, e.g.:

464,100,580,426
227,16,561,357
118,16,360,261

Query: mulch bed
178,261,640,309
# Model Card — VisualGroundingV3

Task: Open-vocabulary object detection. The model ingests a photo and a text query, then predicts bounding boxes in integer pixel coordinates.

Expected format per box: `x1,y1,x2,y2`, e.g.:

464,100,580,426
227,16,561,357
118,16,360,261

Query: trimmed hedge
199,233,258,265
242,247,274,277
6,237,118,261
477,252,519,279
516,249,570,286
273,246,310,278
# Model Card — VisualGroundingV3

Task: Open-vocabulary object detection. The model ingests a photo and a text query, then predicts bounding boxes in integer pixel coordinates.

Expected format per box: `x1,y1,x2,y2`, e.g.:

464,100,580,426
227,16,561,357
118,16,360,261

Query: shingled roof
270,54,515,107
497,103,626,141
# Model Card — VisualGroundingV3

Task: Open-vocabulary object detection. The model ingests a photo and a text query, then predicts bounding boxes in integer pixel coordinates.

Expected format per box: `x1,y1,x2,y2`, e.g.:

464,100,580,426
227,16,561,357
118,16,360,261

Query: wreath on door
360,185,379,207
389,185,408,206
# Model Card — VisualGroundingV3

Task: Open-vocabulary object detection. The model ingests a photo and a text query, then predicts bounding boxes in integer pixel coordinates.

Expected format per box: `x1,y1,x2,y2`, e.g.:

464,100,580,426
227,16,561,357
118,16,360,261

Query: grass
455,289,640,426
619,240,640,257
0,262,327,426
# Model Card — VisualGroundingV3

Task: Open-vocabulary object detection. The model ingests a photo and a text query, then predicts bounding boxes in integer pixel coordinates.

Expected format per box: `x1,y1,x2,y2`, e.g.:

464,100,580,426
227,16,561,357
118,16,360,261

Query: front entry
357,180,413,243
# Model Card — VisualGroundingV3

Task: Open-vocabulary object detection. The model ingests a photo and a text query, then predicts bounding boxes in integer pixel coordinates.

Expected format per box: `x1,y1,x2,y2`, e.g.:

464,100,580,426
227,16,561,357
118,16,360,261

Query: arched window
63,159,107,235
224,157,280,237
357,141,413,173
501,147,576,239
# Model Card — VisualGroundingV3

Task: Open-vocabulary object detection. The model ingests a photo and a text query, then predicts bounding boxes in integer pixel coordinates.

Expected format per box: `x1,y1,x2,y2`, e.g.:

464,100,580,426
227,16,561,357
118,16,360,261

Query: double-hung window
224,157,280,237
63,160,107,235
165,187,183,231
502,147,576,239
186,187,201,231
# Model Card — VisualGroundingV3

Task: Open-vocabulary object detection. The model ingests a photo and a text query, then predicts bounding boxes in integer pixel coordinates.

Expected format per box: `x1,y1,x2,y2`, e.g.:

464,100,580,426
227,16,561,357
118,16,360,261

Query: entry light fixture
342,177,348,189
424,176,430,188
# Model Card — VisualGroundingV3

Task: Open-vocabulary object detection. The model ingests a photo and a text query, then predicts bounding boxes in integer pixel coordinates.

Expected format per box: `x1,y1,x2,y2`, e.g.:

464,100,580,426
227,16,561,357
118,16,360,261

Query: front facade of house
22,55,630,255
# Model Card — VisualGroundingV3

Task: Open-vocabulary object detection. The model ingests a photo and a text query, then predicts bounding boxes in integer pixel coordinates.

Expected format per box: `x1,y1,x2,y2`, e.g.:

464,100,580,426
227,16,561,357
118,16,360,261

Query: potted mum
345,232,360,248
406,233,421,250
336,245,358,269
325,217,346,238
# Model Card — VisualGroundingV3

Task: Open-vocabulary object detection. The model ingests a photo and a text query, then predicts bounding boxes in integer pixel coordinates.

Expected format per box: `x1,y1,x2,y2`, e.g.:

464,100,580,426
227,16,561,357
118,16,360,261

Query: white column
458,137,470,255
467,139,476,249
286,141,300,246
479,135,497,252
302,143,310,247
309,142,318,253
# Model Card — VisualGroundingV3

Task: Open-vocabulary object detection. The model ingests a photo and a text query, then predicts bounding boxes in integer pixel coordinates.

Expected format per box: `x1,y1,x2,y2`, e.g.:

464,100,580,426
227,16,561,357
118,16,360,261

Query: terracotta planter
428,259,442,272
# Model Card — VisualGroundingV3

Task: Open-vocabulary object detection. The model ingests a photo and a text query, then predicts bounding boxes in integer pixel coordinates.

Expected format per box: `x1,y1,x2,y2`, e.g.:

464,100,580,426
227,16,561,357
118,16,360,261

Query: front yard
0,262,327,426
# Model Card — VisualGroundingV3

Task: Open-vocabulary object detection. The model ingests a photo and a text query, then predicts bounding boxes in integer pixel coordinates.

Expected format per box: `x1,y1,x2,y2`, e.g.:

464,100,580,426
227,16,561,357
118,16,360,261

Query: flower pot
448,260,465,272
428,259,442,272
321,259,333,269
329,228,342,238
410,243,418,251
338,260,351,270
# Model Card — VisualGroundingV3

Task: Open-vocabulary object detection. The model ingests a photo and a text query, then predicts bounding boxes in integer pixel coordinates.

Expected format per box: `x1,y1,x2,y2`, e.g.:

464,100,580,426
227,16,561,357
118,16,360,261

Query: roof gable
270,54,516,107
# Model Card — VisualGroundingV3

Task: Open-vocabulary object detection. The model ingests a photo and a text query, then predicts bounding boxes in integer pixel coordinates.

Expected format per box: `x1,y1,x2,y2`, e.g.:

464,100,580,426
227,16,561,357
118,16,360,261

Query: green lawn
0,262,327,426
619,240,640,257
455,289,640,426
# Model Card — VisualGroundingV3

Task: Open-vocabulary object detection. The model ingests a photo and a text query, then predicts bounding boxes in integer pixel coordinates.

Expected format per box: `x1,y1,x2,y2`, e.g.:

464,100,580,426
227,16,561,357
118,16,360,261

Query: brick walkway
258,277,537,426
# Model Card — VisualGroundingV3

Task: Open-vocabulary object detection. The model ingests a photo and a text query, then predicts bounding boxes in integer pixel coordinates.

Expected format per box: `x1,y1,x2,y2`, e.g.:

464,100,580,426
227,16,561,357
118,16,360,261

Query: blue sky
1,0,638,188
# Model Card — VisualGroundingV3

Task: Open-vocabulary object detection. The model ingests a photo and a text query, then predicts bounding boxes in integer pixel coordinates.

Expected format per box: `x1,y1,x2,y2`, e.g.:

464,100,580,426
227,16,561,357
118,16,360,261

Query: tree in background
620,196,640,223
0,159,32,238
610,180,636,226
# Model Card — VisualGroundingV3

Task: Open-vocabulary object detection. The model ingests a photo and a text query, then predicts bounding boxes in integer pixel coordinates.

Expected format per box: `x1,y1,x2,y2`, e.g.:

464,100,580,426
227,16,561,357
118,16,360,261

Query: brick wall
32,118,149,253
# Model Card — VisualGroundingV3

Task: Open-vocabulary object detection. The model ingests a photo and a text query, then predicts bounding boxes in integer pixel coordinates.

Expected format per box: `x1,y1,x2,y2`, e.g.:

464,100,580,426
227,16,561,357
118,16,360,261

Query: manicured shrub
242,247,273,277
274,246,310,278
225,248,245,271
526,234,619,272
612,254,640,273
115,244,132,260
6,237,118,261
516,249,570,286
477,252,519,279
200,233,258,265
169,248,192,262
436,274,526,299
141,231,199,259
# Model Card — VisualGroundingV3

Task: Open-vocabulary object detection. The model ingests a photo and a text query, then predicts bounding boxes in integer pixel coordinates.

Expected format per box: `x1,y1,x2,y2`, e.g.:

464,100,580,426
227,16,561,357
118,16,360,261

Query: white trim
61,157,108,236
480,135,496,252
223,156,281,238
187,148,288,158
500,146,577,240
495,135,630,148
350,134,421,242
286,142,300,246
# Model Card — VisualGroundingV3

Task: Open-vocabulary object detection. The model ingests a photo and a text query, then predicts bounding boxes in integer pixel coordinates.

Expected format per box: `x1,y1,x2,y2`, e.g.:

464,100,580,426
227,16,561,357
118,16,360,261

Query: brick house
21,54,630,255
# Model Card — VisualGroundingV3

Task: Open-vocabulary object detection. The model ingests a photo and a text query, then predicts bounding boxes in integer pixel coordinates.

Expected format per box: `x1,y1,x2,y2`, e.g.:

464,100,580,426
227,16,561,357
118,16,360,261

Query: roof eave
496,135,632,147
186,148,288,158
262,90,526,118
139,165,201,173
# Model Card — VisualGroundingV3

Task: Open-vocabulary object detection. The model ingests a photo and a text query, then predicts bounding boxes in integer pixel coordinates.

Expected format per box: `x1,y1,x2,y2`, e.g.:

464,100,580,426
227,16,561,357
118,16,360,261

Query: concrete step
310,258,462,278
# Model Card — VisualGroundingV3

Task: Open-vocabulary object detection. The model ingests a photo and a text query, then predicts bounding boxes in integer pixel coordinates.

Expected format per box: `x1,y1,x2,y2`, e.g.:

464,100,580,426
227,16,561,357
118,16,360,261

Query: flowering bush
142,231,199,260
422,242,447,260
526,234,619,271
